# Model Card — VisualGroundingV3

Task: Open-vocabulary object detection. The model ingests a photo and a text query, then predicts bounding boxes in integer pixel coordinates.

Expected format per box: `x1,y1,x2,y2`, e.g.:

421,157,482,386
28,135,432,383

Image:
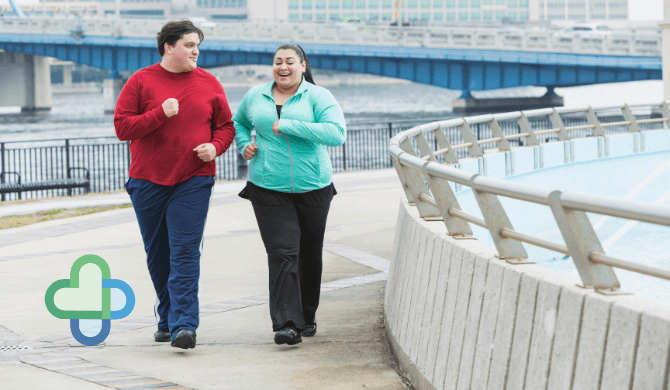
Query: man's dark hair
156,20,204,57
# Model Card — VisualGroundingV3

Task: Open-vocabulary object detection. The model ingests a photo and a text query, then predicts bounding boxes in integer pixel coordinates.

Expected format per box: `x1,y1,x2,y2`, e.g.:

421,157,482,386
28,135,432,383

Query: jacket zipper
278,104,294,193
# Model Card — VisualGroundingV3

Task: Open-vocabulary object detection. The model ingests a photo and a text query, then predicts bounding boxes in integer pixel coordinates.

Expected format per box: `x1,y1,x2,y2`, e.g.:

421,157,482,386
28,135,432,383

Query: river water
0,75,664,143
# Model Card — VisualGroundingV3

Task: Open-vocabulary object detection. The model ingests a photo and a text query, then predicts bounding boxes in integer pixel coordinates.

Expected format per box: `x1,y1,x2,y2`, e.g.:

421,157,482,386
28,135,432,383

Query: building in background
3,0,249,19
537,0,627,22
2,0,628,23
273,0,627,24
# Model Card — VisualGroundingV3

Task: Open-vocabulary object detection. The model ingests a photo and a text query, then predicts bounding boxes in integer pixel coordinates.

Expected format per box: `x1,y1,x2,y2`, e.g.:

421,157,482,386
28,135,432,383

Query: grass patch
0,204,132,230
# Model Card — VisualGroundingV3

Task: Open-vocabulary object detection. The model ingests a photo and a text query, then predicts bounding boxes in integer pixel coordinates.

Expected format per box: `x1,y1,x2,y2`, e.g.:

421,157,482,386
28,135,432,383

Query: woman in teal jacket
234,44,346,346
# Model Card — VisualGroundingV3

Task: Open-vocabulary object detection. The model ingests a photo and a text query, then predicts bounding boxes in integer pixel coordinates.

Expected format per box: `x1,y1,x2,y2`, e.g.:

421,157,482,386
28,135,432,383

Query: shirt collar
262,76,309,100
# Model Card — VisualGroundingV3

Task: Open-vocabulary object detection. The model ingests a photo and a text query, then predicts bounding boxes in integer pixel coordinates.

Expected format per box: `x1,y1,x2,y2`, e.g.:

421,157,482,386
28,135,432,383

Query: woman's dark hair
274,44,315,85
156,20,205,57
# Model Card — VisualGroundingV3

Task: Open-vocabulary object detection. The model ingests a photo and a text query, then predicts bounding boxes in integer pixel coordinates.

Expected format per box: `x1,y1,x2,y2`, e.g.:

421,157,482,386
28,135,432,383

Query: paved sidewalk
0,169,410,389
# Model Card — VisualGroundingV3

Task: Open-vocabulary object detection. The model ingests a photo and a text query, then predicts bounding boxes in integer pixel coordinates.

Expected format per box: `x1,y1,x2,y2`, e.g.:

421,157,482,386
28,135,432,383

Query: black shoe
154,329,170,342
274,327,302,345
171,329,196,349
301,322,317,337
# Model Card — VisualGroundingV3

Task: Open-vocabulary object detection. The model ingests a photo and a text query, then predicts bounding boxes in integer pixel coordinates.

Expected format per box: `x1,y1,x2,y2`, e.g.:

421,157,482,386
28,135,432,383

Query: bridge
0,17,663,111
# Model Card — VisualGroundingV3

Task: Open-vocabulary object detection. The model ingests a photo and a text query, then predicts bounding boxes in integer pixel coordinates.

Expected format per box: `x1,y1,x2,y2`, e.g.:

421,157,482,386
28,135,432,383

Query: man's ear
164,43,171,54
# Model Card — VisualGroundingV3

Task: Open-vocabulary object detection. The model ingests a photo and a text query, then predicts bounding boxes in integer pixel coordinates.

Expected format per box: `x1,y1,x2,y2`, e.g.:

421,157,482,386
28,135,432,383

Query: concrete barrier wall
384,197,670,390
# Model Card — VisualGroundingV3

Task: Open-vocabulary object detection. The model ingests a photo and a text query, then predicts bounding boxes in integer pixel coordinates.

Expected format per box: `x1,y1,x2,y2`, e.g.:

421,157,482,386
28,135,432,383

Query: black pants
243,181,335,332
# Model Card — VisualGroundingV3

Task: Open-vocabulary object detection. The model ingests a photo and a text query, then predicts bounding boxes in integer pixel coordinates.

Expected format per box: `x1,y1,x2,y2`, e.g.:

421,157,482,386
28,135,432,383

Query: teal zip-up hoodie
234,78,346,192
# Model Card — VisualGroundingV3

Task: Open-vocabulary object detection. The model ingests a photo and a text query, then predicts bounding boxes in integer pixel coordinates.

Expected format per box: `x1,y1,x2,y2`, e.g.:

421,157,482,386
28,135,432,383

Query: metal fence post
126,141,131,169
547,190,623,293
65,139,71,196
388,122,394,166
342,142,346,171
1,142,4,202
236,148,248,180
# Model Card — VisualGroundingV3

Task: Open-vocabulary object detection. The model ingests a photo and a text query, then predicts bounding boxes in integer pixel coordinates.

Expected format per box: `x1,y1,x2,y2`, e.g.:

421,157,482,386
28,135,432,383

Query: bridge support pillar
0,51,52,111
103,72,126,114
452,87,563,114
63,63,73,86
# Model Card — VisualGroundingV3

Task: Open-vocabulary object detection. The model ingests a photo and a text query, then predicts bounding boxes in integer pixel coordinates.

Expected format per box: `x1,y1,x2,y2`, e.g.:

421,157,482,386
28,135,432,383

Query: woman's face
273,49,306,90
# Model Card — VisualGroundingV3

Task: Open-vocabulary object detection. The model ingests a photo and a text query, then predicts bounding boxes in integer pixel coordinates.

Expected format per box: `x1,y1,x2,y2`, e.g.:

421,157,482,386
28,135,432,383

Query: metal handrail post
413,131,437,162
422,166,473,237
585,106,605,137
547,191,622,293
396,155,441,220
471,174,531,263
458,120,483,157
517,112,539,145
549,108,570,141
622,104,641,133
488,117,512,151
660,102,670,128
399,137,417,156
390,153,415,204
433,126,459,163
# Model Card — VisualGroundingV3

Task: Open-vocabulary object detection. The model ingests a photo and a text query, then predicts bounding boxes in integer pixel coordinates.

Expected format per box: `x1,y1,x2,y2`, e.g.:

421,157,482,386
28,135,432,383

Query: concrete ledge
385,195,670,390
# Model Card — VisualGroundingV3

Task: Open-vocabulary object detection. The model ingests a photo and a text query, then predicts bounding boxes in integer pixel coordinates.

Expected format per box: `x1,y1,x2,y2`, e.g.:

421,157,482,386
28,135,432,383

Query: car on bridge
556,23,613,37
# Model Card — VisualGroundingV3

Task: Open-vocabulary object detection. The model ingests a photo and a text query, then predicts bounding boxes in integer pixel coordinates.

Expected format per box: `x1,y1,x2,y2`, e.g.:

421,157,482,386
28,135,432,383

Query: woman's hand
193,143,217,162
244,143,259,160
272,120,282,136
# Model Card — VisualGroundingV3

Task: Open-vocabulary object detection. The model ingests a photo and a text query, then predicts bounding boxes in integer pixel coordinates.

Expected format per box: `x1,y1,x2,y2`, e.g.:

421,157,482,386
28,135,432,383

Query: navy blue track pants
125,175,214,341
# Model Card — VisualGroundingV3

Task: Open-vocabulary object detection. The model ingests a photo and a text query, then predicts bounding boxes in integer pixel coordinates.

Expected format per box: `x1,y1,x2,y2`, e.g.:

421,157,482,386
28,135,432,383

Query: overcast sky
3,0,668,21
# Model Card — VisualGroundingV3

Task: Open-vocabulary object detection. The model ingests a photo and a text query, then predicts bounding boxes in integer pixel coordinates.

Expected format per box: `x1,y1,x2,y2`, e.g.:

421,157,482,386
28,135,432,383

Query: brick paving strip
0,241,390,389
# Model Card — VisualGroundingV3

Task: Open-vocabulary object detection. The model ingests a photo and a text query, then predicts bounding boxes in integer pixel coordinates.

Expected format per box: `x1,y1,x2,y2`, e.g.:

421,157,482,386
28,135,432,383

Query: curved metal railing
389,102,670,294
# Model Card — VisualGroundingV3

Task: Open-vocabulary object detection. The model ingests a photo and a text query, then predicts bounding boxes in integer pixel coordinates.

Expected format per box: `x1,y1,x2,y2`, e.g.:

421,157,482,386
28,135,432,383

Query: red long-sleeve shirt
114,63,235,186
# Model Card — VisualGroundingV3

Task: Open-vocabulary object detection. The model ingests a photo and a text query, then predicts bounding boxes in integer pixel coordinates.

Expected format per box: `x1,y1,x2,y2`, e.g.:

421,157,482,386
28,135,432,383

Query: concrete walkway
0,169,410,390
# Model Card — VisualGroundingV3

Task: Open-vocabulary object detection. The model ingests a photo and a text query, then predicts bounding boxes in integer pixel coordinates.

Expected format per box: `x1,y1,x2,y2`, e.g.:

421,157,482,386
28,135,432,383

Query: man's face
165,32,200,72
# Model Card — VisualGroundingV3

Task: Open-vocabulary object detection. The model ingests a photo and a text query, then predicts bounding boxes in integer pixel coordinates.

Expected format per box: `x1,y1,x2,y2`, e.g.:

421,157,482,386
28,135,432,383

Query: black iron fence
1,113,664,202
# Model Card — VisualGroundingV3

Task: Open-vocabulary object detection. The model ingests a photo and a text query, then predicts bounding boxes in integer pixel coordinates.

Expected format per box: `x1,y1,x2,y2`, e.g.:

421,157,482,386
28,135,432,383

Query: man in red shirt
115,20,235,349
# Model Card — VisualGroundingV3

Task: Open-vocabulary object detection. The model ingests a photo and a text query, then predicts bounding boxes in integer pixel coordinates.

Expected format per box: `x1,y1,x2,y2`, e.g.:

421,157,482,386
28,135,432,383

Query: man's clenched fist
162,98,179,118
193,143,217,162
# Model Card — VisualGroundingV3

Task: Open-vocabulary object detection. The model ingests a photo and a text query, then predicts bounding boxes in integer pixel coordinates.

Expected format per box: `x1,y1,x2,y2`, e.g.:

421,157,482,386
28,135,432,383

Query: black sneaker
171,329,196,349
274,327,302,345
154,329,171,342
301,322,317,337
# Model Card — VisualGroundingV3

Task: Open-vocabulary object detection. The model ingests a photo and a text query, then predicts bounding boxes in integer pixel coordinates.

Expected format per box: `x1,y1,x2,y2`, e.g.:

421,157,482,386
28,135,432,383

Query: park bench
0,168,90,200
